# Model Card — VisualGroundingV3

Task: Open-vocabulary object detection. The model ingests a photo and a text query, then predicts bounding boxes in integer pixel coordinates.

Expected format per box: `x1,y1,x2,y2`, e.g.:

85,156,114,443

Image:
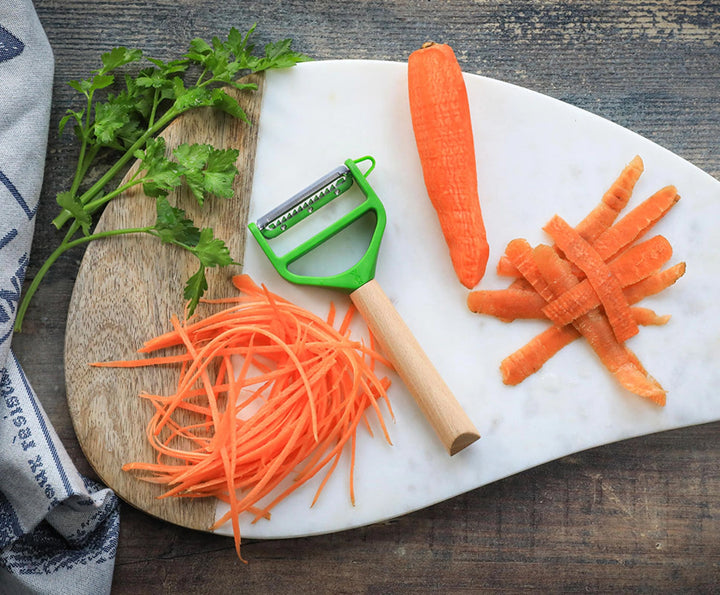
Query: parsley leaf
99,47,143,74
256,39,311,70
153,199,236,315
17,27,311,331
192,227,234,268
138,138,183,198
209,87,251,122
182,228,235,314
58,109,84,137
173,143,239,204
94,101,131,145
56,191,92,235
68,73,114,97
153,197,201,246
183,266,209,315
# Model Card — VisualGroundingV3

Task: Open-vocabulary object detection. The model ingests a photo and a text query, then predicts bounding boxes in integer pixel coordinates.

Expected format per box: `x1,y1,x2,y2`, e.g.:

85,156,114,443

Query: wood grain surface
64,76,263,533
15,1,720,592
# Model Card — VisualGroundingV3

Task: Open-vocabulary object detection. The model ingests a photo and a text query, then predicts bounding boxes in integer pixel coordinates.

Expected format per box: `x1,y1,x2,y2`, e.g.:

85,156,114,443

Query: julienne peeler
248,156,480,456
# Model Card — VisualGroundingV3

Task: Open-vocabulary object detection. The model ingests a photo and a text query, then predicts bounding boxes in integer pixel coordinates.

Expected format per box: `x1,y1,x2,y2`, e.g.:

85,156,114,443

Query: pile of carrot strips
468,156,685,404
94,274,394,561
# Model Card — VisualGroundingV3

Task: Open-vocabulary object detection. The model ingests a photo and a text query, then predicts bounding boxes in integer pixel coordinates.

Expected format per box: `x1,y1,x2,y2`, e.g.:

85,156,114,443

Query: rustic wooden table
15,1,720,592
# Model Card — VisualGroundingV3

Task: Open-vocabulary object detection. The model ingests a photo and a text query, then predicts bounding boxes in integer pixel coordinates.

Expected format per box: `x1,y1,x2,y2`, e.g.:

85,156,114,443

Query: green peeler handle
350,278,481,456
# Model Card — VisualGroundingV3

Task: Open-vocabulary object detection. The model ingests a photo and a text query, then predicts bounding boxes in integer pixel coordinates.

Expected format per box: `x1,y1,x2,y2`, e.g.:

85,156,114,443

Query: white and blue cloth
1,3,120,594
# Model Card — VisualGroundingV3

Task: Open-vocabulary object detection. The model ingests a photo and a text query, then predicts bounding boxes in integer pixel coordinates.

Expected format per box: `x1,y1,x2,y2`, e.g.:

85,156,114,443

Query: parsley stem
82,175,143,216
14,222,153,332
14,219,80,332
195,68,209,87
64,225,154,246
148,88,160,128
73,144,101,197
67,93,95,199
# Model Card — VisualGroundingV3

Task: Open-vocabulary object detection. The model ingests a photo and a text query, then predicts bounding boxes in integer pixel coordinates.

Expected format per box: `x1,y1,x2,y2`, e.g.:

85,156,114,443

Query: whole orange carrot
408,42,489,288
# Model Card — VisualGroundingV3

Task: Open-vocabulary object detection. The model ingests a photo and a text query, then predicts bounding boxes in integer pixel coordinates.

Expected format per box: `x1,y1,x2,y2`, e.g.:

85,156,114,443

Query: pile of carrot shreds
94,274,394,561
467,155,685,405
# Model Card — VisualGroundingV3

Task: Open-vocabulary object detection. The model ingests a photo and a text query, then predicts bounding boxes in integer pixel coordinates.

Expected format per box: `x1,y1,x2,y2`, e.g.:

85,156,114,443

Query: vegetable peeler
248,156,480,455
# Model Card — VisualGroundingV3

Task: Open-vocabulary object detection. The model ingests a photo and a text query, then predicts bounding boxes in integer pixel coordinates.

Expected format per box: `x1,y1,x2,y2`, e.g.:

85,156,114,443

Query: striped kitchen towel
0,3,120,594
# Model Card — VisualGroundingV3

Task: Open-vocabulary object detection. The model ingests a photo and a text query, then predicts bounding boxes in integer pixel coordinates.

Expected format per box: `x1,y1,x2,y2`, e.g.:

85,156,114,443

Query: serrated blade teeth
257,166,352,233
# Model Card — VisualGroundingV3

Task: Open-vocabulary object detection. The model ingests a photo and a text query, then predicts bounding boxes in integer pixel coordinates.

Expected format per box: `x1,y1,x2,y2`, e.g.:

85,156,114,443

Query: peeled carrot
408,42,489,288
97,274,394,561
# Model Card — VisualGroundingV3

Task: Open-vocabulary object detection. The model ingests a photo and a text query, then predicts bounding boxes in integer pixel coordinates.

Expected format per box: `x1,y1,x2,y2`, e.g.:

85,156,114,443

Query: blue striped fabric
0,3,120,594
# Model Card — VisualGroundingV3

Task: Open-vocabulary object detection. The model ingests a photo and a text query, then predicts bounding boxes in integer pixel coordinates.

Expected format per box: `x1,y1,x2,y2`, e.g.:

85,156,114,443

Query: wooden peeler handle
350,279,480,455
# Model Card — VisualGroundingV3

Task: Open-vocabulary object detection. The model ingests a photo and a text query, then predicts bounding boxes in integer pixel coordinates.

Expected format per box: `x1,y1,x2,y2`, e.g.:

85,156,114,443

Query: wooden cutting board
66,61,720,540
65,74,264,532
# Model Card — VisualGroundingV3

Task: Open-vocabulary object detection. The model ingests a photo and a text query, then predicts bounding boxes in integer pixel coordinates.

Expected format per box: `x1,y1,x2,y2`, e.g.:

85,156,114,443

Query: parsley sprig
15,26,309,331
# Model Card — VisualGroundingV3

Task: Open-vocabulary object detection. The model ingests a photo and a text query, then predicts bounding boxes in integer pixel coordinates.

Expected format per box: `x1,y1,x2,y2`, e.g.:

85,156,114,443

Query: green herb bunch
15,26,309,331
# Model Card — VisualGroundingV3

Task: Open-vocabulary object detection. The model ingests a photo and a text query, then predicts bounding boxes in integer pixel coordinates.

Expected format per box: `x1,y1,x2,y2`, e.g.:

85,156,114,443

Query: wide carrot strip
498,243,590,385
504,238,556,301
531,243,665,404
544,214,638,343
500,306,671,385
574,155,645,242
467,287,547,321
542,235,672,326
496,256,519,277
623,262,686,303
630,307,671,326
408,42,489,288
500,325,580,385
592,185,680,262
